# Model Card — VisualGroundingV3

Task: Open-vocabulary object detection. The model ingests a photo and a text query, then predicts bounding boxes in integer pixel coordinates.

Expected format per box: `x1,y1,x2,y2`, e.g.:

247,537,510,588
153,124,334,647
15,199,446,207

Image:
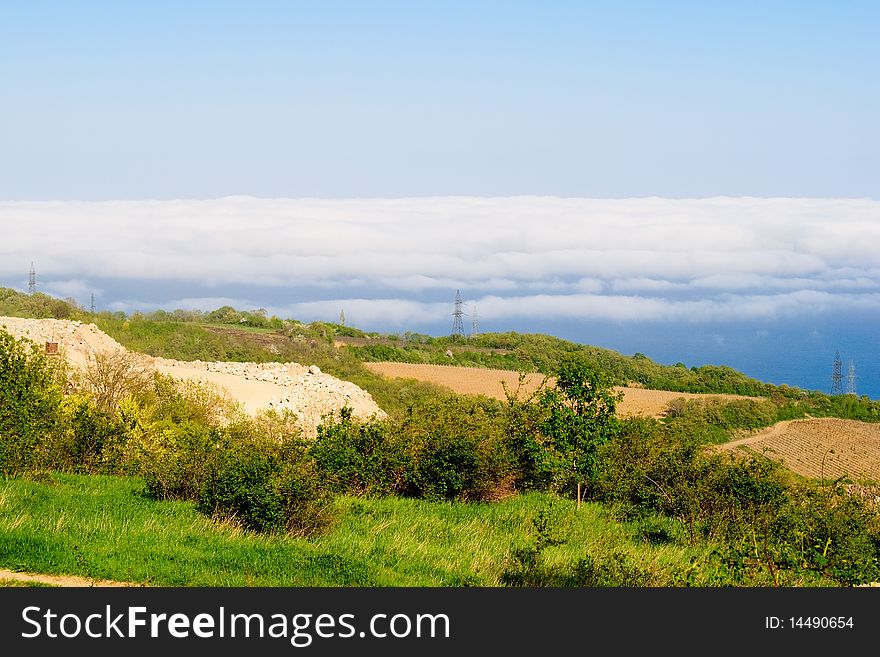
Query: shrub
56,396,125,473
788,483,880,585
311,409,406,495
199,439,336,536
396,396,512,501
250,408,303,444
76,349,154,414
140,420,224,501
274,455,338,537
199,447,286,532
663,397,781,444
0,330,64,475
502,375,554,492
151,374,243,426
593,417,793,545
717,482,880,586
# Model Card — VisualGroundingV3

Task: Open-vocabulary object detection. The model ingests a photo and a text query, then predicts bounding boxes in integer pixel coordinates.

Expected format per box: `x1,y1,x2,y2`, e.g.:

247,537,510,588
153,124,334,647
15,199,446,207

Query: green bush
199,440,336,536
199,447,286,532
593,416,880,585
140,420,224,501
789,484,880,584
274,455,338,537
396,397,512,501
151,374,243,426
311,409,406,496
663,397,782,444
58,397,125,473
716,482,880,586
0,330,64,475
502,382,554,492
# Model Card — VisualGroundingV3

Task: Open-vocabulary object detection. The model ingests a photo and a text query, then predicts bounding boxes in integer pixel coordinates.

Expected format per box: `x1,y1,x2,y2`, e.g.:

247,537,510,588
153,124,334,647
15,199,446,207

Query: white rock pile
149,355,386,433
0,316,386,436
0,315,125,366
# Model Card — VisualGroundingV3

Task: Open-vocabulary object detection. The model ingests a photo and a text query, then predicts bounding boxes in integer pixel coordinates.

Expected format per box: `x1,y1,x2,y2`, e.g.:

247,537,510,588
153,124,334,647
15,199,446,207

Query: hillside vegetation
3,286,878,423
3,286,880,588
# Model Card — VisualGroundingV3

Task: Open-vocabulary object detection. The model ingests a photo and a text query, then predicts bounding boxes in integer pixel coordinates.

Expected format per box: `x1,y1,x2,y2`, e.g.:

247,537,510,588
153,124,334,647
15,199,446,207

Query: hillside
0,314,386,436
3,286,880,426
338,332,776,397
719,418,880,483
363,361,761,418
0,286,795,398
4,286,880,588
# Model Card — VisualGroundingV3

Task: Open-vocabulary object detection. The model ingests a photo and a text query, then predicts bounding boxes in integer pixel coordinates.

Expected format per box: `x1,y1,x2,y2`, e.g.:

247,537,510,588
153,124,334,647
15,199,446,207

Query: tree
540,355,622,504
0,330,63,474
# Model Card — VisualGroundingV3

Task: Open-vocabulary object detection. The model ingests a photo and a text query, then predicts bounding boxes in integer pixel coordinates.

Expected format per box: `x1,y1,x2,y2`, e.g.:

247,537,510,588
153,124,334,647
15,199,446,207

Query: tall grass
0,473,703,586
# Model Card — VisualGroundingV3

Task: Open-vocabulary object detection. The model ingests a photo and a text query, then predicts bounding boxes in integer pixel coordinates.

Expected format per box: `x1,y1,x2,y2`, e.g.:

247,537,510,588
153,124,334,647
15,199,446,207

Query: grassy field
0,473,703,587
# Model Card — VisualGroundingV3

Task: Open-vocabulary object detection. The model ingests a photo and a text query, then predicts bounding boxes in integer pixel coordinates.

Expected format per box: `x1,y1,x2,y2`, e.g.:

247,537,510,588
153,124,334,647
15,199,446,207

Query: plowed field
719,418,880,482
363,362,758,418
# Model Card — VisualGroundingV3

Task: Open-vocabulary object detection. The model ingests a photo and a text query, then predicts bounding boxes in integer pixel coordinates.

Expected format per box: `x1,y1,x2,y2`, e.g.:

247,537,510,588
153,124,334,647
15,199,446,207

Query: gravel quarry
0,316,386,436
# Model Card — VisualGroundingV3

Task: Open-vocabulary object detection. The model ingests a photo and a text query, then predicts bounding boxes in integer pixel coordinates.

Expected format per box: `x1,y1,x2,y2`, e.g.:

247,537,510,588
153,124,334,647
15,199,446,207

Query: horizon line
1,194,879,204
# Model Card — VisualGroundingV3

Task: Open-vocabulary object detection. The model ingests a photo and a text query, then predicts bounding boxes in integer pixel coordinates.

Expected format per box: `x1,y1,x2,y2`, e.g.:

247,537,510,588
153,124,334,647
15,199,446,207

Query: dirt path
715,417,880,482
716,419,803,452
0,569,144,587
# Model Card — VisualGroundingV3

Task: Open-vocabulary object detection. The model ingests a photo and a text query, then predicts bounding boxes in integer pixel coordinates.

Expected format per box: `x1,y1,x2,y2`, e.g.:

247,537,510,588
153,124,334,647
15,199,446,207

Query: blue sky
2,2,879,396
2,1,877,199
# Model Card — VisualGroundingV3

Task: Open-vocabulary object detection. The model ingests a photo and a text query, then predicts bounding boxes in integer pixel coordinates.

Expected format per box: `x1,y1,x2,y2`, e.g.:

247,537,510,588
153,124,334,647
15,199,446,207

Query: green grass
0,473,703,586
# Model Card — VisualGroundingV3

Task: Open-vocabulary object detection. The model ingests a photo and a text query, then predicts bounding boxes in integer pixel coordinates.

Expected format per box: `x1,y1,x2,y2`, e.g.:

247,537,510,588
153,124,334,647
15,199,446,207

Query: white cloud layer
2,196,879,326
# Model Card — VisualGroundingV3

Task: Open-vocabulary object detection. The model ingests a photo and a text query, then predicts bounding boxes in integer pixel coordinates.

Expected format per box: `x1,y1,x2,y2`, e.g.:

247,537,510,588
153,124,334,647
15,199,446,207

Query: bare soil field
719,418,880,482
363,362,757,418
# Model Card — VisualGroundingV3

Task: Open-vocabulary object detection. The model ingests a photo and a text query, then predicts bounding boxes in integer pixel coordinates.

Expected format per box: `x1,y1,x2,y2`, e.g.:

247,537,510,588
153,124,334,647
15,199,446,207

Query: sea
474,312,880,401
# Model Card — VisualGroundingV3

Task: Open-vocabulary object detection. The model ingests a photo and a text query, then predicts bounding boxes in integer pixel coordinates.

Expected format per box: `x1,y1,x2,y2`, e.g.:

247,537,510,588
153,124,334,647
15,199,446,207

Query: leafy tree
0,330,64,474
540,355,622,501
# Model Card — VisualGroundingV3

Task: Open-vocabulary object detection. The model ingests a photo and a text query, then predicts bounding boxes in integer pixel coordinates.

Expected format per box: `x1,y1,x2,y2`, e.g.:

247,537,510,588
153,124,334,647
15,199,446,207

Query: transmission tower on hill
90,292,96,314
831,350,843,395
452,290,465,340
846,359,857,395
339,308,345,326
28,261,36,295
471,305,478,337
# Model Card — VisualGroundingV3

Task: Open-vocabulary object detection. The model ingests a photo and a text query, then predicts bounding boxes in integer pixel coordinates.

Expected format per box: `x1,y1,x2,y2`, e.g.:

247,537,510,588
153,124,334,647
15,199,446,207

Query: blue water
474,312,880,400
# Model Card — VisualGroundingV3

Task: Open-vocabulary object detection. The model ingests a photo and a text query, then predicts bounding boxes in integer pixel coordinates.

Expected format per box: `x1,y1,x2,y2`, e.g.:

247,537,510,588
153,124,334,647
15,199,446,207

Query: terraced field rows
720,418,880,482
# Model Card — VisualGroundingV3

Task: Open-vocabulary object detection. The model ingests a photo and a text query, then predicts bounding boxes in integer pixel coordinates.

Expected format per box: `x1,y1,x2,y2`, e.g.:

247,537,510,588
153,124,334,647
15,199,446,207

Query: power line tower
28,261,36,295
90,292,96,314
452,290,465,340
470,305,478,338
831,350,843,395
846,359,857,395
339,309,345,326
